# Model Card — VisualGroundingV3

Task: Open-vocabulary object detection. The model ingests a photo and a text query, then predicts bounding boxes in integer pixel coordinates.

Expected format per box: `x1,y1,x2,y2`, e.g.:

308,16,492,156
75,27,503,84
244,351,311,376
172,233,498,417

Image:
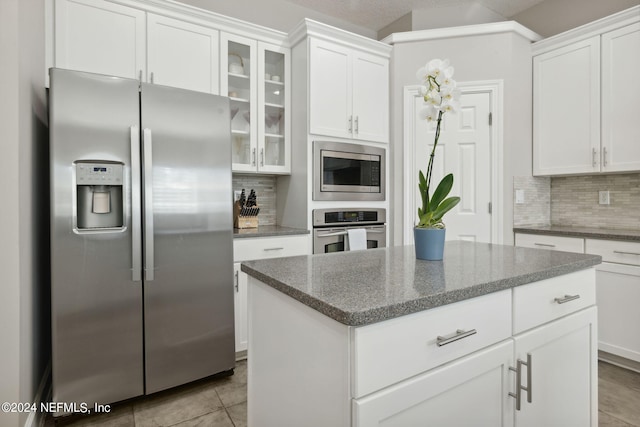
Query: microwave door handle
316,230,348,237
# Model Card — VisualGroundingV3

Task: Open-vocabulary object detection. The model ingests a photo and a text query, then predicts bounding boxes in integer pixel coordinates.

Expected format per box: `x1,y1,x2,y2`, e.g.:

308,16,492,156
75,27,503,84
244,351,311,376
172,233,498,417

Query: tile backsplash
551,173,640,230
232,174,276,226
514,173,640,230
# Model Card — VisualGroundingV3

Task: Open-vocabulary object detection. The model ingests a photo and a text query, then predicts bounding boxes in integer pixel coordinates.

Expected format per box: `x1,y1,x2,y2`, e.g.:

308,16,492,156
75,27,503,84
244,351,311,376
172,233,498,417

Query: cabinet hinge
488,112,493,126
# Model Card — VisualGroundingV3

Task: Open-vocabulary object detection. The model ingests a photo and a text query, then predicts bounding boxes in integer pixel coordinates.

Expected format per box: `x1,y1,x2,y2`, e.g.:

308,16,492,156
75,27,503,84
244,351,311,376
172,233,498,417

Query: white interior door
408,90,493,243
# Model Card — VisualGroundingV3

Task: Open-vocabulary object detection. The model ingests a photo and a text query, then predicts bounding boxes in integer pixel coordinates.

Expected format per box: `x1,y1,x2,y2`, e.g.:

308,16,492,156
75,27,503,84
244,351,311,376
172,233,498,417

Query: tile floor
45,359,639,426
44,360,247,427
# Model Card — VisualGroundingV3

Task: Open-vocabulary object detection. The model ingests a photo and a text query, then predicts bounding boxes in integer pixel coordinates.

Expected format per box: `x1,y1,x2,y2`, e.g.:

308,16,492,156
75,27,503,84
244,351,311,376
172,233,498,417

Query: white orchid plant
416,59,461,229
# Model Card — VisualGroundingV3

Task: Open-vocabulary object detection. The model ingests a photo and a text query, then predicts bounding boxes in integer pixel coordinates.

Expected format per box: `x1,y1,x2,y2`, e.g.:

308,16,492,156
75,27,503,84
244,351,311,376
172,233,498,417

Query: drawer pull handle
534,243,555,248
263,247,284,251
613,250,640,256
554,294,580,304
436,329,477,347
509,353,532,410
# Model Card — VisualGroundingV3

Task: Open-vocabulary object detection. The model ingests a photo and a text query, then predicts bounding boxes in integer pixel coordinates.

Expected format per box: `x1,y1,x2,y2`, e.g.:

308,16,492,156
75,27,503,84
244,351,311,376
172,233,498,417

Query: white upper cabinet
147,14,219,94
533,37,600,176
54,0,146,80
533,9,640,176
309,38,389,143
601,22,640,172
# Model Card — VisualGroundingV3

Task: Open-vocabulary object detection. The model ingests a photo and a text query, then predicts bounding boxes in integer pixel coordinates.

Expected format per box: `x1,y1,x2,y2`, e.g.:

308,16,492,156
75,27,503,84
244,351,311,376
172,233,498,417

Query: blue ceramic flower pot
414,227,446,260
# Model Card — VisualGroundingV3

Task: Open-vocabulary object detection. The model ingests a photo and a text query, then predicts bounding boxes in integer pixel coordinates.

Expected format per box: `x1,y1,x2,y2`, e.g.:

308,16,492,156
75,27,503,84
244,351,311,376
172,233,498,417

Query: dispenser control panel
76,163,123,185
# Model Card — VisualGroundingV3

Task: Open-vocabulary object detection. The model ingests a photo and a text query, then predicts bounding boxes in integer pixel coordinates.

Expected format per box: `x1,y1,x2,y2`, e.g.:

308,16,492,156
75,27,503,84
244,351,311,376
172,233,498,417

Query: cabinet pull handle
150,72,155,84
554,294,580,304
252,148,256,166
138,70,143,82
235,270,239,292
603,147,608,166
509,353,532,410
534,243,555,248
260,148,264,166
436,329,476,347
355,115,359,134
348,116,353,133
592,148,598,167
613,250,640,256
263,247,284,251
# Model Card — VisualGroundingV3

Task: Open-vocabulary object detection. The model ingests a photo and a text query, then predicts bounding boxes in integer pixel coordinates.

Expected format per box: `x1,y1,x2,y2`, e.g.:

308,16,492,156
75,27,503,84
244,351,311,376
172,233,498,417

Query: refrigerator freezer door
49,69,144,406
140,83,235,393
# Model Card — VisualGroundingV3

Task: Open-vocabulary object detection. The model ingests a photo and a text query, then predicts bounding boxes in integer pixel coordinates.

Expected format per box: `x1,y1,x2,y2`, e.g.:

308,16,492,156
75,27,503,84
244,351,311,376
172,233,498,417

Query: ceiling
283,0,546,31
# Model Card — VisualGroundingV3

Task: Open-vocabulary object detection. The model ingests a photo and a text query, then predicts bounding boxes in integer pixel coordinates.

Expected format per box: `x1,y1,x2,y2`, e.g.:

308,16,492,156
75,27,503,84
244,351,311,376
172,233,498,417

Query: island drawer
233,235,309,262
515,233,584,253
513,268,596,334
585,239,640,266
352,289,511,398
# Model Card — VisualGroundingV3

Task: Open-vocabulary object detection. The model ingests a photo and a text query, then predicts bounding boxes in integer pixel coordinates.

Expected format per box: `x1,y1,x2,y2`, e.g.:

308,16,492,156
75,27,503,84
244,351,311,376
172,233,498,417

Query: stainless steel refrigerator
49,68,234,409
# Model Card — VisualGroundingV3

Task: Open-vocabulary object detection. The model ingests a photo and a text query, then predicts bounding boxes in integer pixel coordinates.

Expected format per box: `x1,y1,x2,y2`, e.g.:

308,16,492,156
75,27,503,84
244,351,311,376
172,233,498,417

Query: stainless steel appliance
49,68,234,410
313,208,386,254
313,141,385,201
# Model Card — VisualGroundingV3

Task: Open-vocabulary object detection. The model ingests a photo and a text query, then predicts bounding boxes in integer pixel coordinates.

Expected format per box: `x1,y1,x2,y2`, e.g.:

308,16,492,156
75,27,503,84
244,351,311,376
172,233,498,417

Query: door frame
403,80,504,245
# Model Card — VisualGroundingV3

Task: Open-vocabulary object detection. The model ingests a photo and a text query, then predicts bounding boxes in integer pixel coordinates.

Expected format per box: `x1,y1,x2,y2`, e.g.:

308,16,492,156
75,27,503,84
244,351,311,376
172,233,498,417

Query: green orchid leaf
432,197,461,221
429,173,454,212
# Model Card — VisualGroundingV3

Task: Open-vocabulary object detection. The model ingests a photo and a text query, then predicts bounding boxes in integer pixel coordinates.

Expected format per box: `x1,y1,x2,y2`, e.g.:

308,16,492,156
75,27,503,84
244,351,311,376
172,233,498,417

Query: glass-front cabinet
221,33,290,174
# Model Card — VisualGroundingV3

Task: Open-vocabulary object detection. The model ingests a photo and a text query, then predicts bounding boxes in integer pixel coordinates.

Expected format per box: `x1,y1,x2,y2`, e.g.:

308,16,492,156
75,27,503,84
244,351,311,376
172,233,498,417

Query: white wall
176,0,377,39
389,31,533,246
0,0,48,425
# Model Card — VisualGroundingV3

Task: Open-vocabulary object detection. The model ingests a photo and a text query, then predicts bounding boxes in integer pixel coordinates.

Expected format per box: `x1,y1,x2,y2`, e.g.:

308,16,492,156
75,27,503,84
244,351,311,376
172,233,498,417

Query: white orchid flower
419,105,438,122
426,58,450,78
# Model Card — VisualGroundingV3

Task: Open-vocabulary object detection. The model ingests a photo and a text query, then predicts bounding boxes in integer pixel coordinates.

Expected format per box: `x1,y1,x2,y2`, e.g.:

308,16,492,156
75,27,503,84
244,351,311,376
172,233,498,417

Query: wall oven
313,141,385,201
313,208,386,254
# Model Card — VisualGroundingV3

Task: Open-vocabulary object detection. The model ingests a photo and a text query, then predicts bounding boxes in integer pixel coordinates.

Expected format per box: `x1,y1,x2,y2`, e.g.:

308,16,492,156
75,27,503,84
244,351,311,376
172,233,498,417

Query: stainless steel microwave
313,141,385,201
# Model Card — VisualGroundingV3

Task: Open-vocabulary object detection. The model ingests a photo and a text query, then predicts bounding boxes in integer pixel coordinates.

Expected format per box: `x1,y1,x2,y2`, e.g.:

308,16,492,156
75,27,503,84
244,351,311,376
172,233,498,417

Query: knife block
233,201,259,229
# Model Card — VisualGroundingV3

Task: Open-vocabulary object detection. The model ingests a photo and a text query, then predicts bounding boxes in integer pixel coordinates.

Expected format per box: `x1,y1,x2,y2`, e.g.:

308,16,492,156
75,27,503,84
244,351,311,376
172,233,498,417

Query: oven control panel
313,208,386,227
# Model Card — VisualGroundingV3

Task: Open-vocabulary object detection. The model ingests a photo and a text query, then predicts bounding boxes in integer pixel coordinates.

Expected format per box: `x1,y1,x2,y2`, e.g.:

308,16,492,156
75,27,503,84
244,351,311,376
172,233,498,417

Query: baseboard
235,350,247,361
23,363,51,427
599,350,640,374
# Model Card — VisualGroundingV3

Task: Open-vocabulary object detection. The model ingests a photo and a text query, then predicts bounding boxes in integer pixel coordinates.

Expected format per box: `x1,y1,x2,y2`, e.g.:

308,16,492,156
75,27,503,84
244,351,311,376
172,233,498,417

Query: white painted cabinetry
532,8,640,176
586,238,640,364
50,0,220,94
309,38,389,143
222,33,291,174
514,233,585,253
601,23,640,172
147,14,219,93
233,234,309,354
533,37,600,175
249,269,597,426
53,0,146,81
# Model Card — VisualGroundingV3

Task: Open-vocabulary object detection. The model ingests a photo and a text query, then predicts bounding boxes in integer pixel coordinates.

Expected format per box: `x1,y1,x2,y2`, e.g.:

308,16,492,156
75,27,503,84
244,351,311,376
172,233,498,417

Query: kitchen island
242,242,602,427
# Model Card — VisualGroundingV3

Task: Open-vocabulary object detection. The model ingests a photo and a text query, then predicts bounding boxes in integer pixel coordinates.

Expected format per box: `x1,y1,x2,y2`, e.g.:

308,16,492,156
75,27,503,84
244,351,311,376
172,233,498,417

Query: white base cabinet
248,269,597,426
514,307,598,427
353,341,514,427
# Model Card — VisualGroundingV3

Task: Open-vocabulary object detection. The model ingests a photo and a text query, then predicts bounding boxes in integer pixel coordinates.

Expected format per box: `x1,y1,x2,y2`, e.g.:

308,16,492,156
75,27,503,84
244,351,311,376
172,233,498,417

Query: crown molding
381,21,542,45
532,5,639,55
289,18,392,58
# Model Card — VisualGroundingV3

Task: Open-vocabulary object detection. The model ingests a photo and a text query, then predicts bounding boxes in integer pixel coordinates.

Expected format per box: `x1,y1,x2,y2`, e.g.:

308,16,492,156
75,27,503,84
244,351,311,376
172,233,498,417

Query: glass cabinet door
258,42,290,173
221,33,257,172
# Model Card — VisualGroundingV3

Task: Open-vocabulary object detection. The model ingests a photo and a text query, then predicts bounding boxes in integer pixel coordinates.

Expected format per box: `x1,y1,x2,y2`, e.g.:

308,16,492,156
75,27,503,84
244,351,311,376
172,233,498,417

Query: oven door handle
316,230,348,237
366,229,386,234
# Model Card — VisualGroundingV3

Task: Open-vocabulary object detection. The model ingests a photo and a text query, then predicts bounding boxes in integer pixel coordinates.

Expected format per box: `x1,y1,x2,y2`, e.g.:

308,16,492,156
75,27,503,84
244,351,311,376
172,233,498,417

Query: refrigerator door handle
143,128,155,282
131,125,142,282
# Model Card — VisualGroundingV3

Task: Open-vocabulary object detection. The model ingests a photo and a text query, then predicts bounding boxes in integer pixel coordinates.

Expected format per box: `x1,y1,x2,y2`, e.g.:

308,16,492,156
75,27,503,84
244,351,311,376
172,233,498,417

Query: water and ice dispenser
76,161,124,229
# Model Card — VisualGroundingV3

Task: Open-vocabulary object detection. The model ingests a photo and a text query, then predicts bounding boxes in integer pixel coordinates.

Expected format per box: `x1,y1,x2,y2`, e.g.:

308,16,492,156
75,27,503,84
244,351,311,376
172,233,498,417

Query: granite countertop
233,225,309,238
241,241,601,327
514,225,640,242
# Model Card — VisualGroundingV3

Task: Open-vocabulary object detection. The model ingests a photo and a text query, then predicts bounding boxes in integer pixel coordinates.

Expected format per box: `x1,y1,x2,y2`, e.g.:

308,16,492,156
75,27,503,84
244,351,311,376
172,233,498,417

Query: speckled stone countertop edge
241,255,602,327
233,226,310,239
514,226,640,242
